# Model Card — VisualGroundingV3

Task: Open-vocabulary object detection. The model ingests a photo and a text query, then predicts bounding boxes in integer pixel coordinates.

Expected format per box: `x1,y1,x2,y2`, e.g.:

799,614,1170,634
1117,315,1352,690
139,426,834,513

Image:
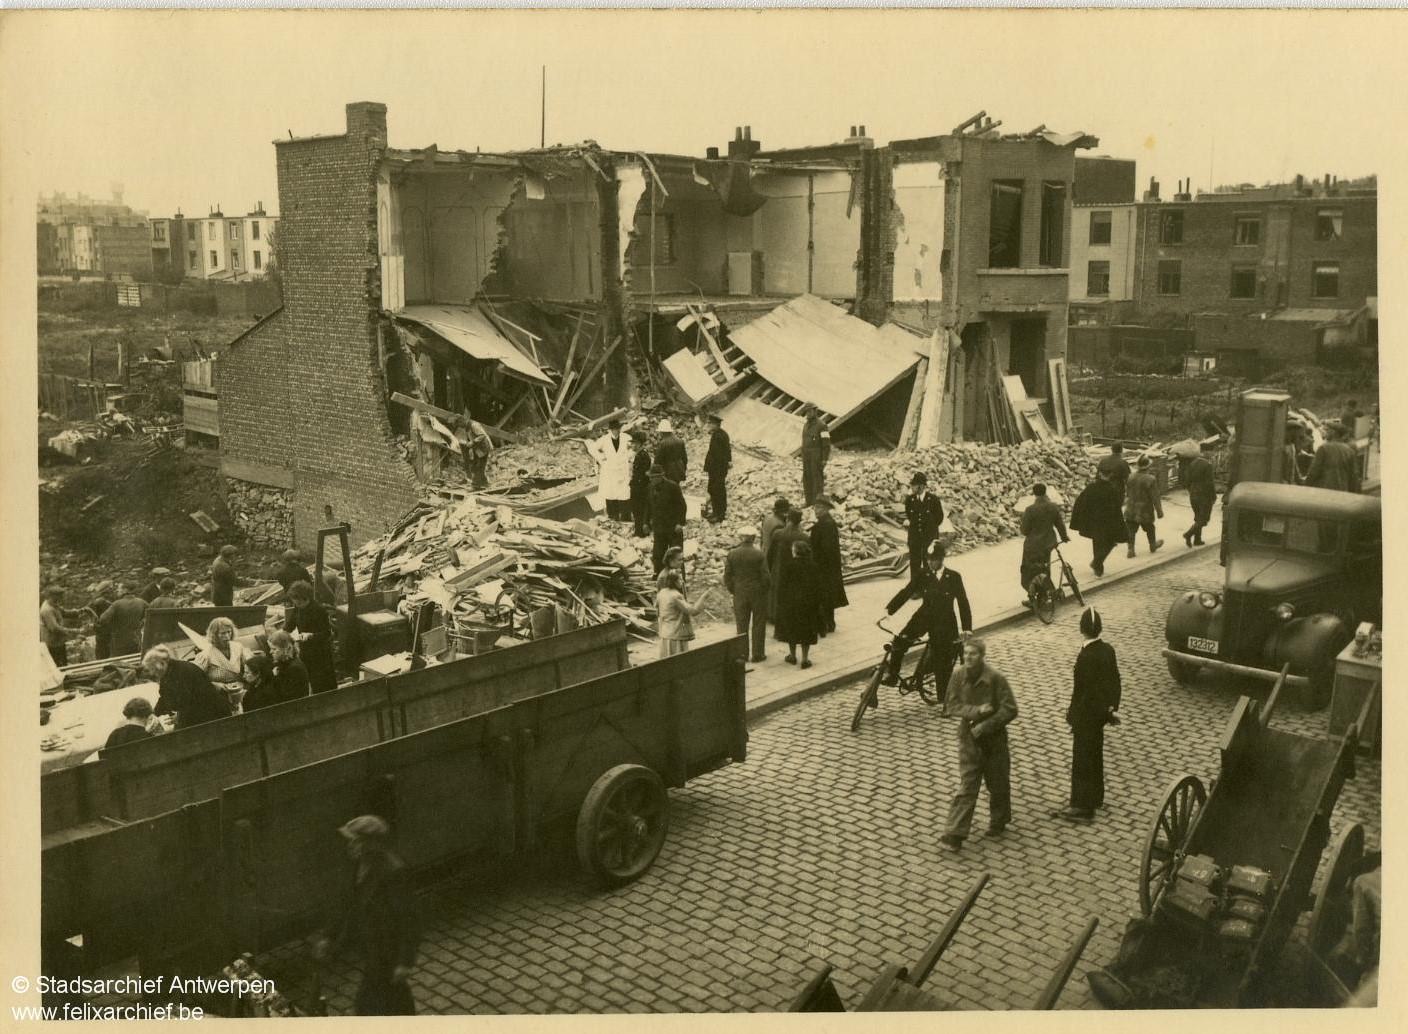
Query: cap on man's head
739,525,759,539
911,471,928,486
339,815,391,841
219,545,238,557
281,549,299,561
1111,442,1124,454
1137,455,1152,468
707,412,723,424
657,418,673,433
1033,483,1047,496
773,497,791,515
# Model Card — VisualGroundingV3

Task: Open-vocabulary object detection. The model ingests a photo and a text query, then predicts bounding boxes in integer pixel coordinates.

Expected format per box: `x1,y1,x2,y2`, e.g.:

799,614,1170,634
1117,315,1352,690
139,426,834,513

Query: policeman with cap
1053,606,1121,823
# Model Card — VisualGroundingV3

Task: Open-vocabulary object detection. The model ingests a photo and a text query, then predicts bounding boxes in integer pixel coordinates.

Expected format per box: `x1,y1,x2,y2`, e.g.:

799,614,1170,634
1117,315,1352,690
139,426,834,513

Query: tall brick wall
273,101,419,549
216,308,291,475
1285,196,1376,309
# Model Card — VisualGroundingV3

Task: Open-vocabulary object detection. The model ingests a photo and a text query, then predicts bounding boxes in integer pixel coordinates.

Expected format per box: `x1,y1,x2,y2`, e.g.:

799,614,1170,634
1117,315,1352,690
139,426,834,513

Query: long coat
1069,638,1122,728
775,556,823,646
649,477,687,534
1070,479,1128,545
808,514,849,609
1020,497,1068,562
285,601,338,694
1308,441,1361,493
654,434,688,483
703,428,731,476
766,525,807,618
759,513,786,566
588,431,633,502
330,851,420,1016
154,658,232,729
1182,456,1217,523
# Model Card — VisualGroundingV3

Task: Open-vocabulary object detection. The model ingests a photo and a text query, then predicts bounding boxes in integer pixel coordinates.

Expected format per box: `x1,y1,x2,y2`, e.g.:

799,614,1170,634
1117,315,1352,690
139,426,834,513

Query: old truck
1164,481,1381,708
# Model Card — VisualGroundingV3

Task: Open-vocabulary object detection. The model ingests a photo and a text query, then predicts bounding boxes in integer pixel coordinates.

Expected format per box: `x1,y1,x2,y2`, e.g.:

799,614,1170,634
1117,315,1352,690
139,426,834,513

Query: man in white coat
588,419,634,522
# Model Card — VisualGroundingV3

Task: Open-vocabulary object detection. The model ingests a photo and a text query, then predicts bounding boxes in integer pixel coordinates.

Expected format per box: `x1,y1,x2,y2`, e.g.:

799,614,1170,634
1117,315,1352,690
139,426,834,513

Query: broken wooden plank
895,355,929,453
188,510,219,533
562,335,622,413
916,329,948,447
390,392,522,444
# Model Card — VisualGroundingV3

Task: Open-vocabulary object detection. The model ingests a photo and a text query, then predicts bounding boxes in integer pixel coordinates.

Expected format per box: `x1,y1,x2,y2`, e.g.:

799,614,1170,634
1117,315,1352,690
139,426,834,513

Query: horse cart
1089,667,1378,1008
789,875,1099,1012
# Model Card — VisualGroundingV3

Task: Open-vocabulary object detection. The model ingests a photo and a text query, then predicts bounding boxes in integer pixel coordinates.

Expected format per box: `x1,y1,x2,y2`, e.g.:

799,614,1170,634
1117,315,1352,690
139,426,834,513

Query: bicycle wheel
915,648,941,705
851,666,883,732
1032,575,1056,624
1063,562,1086,606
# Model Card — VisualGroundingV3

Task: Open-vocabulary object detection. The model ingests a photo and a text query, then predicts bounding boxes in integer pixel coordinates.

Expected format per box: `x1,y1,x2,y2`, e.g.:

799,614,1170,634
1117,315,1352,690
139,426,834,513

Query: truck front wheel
1166,656,1200,685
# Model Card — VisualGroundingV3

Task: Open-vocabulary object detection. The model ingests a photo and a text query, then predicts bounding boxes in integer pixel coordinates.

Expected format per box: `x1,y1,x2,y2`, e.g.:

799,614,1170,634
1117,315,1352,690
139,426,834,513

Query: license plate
1187,636,1218,653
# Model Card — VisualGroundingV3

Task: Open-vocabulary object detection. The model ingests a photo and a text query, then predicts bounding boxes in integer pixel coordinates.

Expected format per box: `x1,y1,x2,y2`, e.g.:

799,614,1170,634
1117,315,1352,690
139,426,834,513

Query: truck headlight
1198,591,1220,610
1274,602,1295,621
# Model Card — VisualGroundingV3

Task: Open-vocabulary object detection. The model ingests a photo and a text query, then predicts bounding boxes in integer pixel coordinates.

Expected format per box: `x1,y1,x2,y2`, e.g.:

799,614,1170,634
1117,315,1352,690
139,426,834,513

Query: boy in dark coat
629,429,653,538
702,413,731,522
1053,607,1122,822
647,464,686,574
1070,471,1128,577
808,496,848,634
775,540,822,669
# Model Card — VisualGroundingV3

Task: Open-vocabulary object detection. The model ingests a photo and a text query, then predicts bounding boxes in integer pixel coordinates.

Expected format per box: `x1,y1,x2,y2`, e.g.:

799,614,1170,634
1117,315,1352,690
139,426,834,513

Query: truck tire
1166,656,1199,685
576,764,669,888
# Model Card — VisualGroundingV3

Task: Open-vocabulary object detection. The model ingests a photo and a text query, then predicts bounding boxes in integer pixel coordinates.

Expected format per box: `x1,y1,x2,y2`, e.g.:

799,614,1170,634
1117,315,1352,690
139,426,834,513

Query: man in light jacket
940,638,1018,852
588,419,633,522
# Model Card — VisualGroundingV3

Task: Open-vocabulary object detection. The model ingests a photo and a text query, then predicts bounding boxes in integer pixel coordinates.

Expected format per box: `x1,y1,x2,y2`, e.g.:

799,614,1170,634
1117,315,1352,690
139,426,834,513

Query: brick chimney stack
346,102,388,147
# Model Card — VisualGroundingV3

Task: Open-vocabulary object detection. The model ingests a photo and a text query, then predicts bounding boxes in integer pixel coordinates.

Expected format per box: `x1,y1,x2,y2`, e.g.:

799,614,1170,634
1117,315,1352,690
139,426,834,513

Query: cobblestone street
272,550,1380,1014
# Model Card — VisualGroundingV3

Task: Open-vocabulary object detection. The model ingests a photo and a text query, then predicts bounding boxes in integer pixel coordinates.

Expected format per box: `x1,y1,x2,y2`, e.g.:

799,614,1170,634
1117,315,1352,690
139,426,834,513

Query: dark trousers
1125,519,1157,550
355,973,415,1016
707,472,727,522
652,530,681,574
944,728,1012,839
801,451,826,504
1020,549,1051,591
94,633,111,661
1091,536,1118,570
885,616,958,689
818,603,835,634
631,490,651,537
605,498,631,521
463,454,489,489
732,586,768,659
908,535,934,583
1070,722,1106,813
47,640,69,666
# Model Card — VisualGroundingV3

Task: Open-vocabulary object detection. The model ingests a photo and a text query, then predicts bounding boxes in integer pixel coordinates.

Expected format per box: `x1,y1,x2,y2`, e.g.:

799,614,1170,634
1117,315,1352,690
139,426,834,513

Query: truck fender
1261,613,1350,676
1165,591,1223,653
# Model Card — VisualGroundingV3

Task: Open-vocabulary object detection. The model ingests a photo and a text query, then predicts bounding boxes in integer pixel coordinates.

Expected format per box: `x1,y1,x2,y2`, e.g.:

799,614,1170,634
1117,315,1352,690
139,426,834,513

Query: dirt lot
38,307,259,380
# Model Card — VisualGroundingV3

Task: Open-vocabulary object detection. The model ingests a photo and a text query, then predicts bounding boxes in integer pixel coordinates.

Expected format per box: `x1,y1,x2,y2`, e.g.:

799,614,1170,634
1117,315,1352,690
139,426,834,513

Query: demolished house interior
368,115,1086,478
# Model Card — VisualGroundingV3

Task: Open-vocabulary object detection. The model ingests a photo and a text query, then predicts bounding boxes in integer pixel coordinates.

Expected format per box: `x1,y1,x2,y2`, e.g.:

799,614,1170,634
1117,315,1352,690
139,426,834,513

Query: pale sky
6,8,1393,218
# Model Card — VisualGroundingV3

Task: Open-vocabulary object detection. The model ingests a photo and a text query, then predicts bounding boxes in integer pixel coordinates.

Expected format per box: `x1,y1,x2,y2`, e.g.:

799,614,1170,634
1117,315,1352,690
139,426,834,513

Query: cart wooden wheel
576,764,669,887
1139,774,1207,916
1308,823,1365,957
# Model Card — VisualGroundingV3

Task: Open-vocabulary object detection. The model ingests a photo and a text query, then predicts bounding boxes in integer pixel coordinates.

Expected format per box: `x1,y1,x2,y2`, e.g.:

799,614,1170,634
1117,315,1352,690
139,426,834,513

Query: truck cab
1164,482,1381,708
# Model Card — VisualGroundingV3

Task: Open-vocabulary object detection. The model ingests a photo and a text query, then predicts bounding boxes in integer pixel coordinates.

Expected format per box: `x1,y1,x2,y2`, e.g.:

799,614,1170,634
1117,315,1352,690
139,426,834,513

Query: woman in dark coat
1069,471,1128,577
1053,607,1122,822
767,509,807,635
808,496,848,635
284,580,338,694
775,540,822,669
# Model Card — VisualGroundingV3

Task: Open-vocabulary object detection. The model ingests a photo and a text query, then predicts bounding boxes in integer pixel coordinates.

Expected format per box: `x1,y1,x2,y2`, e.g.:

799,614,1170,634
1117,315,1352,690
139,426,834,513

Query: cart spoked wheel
1139,774,1207,916
1308,823,1365,957
1031,575,1056,625
576,764,669,888
852,667,883,733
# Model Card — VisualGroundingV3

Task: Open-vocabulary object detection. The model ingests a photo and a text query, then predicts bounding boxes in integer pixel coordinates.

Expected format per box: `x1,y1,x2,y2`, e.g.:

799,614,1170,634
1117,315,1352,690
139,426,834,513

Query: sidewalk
629,489,1224,717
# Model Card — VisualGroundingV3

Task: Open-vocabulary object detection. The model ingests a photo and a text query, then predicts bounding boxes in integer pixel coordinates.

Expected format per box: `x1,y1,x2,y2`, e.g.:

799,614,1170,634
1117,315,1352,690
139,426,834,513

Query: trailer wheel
1308,823,1365,957
1165,656,1199,685
1139,774,1206,917
576,764,669,888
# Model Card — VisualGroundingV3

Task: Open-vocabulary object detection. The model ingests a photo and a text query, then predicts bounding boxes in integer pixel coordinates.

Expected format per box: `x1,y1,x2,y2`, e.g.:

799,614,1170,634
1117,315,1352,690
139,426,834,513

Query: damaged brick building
218,102,1097,547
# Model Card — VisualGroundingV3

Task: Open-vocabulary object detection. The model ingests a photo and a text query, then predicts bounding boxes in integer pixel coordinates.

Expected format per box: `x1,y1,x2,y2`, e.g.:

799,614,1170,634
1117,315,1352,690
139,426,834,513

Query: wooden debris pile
350,496,659,640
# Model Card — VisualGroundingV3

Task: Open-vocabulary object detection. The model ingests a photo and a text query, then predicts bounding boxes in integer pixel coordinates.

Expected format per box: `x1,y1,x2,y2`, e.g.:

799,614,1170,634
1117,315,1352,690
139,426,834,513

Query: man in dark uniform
723,526,769,663
940,638,1018,851
809,496,847,635
1019,483,1069,601
702,413,731,523
1053,606,1122,823
878,540,972,694
653,419,688,484
315,815,420,1016
629,428,653,538
647,464,686,575
903,471,944,583
800,404,830,506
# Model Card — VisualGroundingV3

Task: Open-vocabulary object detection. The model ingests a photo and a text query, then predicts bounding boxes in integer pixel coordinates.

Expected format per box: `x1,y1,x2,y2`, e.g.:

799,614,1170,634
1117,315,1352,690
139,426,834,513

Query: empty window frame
1312,261,1340,299
229,222,241,239
231,249,240,268
1039,181,1066,266
1159,210,1184,245
1315,208,1344,242
1158,259,1182,295
252,221,261,240
1087,260,1111,296
988,180,1024,268
253,250,262,269
209,250,218,267
1233,213,1261,245
186,223,196,240
1088,210,1112,246
187,251,197,268
1229,264,1258,299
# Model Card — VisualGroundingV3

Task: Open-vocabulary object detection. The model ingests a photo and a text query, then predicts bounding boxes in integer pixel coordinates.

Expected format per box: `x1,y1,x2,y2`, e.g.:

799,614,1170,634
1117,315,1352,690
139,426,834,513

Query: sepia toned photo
2,5,1400,1023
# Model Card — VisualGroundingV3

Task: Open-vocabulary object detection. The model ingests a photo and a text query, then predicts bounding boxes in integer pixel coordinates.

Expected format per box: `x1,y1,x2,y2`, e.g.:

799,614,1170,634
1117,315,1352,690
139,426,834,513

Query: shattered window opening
1158,259,1181,295
988,180,1024,268
1087,260,1110,297
1159,210,1184,245
1229,264,1257,299
1038,181,1066,267
631,210,676,266
1315,208,1344,242
209,250,218,268
1312,261,1340,299
1089,210,1112,246
1233,213,1260,245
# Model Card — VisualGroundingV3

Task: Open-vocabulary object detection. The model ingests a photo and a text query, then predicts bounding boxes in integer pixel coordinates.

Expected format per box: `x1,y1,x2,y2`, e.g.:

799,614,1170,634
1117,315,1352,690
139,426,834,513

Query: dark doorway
1008,318,1047,398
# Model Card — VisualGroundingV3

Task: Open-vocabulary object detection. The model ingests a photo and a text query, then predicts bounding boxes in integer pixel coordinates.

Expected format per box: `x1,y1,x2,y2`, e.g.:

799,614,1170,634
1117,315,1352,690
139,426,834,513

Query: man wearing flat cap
140,566,172,604
724,526,769,662
315,815,420,1015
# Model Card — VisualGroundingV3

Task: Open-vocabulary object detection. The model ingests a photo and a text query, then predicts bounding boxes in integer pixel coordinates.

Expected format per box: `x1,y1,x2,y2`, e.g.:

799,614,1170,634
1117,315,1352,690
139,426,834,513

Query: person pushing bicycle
881,540,973,694
1019,483,1069,606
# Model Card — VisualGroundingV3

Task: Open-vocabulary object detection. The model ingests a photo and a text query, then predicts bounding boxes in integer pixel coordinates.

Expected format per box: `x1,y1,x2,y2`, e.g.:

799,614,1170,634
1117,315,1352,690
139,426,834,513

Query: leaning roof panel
396,305,552,385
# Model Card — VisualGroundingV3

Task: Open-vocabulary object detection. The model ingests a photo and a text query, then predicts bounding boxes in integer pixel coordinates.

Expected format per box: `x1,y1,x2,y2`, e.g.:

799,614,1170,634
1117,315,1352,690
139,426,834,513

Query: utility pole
540,66,546,148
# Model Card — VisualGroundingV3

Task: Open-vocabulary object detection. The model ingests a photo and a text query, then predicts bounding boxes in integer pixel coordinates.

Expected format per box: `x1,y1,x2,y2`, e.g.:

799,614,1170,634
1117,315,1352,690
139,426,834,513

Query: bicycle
1025,542,1085,625
850,617,959,733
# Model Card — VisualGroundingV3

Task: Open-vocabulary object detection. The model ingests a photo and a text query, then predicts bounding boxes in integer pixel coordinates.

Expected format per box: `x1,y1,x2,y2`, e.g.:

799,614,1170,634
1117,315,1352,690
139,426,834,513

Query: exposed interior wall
623,175,729,296
891,162,944,302
389,168,516,306
502,167,601,300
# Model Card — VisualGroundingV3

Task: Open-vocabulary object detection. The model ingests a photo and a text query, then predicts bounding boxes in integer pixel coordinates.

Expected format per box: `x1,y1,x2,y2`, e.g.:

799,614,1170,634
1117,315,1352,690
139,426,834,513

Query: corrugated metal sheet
725,294,924,422
397,305,552,385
